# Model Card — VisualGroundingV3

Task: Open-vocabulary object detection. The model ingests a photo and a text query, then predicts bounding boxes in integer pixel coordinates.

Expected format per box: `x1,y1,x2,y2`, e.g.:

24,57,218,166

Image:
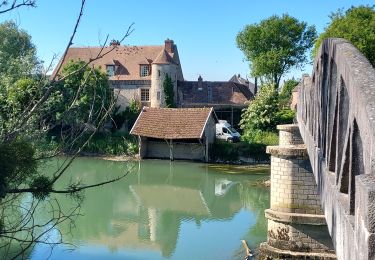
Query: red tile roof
52,45,166,80
178,80,253,107
130,107,213,139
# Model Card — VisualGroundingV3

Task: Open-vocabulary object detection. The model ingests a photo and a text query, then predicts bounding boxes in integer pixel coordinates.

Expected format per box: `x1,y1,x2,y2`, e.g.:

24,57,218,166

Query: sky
1,0,374,83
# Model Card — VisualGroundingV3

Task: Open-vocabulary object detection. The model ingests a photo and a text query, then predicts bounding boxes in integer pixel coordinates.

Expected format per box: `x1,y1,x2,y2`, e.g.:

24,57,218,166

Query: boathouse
130,107,216,161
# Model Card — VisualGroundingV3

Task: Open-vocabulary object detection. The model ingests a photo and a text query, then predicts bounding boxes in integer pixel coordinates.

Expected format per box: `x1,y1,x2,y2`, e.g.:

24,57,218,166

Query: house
52,39,255,116
178,74,254,127
52,39,256,158
130,107,216,162
52,39,184,109
229,74,257,96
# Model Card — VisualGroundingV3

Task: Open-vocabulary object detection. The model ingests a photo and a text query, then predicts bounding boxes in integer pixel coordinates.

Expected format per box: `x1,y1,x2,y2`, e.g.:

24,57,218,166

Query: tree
240,84,279,133
0,21,40,88
53,60,112,129
0,1,135,258
313,5,375,66
0,0,36,14
279,78,299,108
163,74,175,108
236,14,316,89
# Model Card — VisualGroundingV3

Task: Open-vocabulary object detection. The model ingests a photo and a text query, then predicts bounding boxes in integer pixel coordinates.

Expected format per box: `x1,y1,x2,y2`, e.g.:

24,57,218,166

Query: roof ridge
68,45,164,49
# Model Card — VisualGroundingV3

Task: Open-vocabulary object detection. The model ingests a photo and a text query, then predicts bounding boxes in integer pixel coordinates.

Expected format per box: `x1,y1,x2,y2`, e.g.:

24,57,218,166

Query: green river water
27,158,270,260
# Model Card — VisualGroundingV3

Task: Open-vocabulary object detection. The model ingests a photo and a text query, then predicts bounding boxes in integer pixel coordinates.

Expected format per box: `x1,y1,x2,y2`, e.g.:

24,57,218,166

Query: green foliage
240,84,279,133
279,79,299,107
212,141,239,161
0,140,37,197
79,132,138,156
0,21,40,88
111,99,141,131
30,176,53,200
211,141,270,163
0,22,43,133
275,109,295,125
163,74,175,108
52,60,112,127
313,6,375,66
237,14,316,88
1,78,43,121
241,130,279,146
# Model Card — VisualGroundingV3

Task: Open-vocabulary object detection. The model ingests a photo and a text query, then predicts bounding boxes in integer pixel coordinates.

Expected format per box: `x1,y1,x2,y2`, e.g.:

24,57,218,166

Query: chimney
197,75,203,90
110,39,120,46
165,39,174,53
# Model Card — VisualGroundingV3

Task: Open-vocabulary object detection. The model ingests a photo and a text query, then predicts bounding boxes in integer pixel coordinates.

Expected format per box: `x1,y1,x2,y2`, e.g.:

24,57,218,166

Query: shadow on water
19,158,270,259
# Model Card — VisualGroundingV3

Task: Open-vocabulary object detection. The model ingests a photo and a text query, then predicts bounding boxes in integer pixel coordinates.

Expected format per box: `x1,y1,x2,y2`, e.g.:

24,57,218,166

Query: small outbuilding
130,107,216,162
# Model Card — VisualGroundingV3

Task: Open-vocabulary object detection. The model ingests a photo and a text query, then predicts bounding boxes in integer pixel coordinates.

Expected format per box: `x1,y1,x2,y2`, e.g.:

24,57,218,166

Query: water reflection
32,158,270,259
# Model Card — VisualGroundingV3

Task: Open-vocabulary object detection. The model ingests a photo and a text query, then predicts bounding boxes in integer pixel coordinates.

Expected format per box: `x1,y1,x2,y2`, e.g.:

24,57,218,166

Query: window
208,86,212,102
106,65,115,76
141,88,150,102
158,70,161,77
157,91,161,100
140,65,150,77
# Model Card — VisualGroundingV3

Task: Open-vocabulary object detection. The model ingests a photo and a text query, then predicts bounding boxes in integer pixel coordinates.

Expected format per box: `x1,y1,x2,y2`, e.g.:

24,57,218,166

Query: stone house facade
52,39,184,110
52,39,255,116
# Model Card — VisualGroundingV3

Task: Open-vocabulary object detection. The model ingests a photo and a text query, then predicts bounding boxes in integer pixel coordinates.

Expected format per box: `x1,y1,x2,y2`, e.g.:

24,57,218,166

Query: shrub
211,140,273,163
240,84,279,132
111,99,141,131
242,130,278,146
279,79,299,108
83,133,138,155
211,141,239,161
275,109,295,125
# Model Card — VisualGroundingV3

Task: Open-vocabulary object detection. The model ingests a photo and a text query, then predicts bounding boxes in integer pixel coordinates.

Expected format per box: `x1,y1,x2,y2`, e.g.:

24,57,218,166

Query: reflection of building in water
215,179,236,196
54,160,268,258
130,185,211,216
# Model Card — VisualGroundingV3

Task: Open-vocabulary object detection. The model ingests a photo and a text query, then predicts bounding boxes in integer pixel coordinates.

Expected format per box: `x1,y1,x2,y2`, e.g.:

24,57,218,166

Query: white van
215,120,241,142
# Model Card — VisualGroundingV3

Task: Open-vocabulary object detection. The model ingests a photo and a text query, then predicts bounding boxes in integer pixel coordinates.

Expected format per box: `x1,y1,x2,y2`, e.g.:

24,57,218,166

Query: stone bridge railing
297,38,375,260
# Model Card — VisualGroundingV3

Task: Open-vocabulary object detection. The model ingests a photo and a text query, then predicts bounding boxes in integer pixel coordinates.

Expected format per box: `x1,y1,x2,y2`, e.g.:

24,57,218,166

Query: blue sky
1,0,374,82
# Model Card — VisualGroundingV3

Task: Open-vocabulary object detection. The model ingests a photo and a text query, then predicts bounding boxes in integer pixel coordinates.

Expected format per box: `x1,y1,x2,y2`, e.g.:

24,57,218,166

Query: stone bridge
261,38,375,260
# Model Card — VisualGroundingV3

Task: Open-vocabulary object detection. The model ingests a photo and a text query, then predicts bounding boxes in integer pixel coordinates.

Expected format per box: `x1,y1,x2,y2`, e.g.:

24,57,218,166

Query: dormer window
106,65,115,76
140,64,150,77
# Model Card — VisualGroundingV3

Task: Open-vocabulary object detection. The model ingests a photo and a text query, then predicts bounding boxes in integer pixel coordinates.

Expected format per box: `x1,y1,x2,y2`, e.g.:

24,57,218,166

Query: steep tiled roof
229,74,257,96
130,107,213,139
178,80,253,107
153,49,177,64
52,45,165,80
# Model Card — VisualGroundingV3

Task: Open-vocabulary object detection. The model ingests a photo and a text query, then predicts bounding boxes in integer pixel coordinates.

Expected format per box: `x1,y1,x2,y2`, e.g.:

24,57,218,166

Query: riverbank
207,164,270,174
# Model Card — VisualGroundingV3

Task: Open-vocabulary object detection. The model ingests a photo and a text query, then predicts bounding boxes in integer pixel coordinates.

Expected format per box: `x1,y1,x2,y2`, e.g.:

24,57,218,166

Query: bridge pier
260,124,336,259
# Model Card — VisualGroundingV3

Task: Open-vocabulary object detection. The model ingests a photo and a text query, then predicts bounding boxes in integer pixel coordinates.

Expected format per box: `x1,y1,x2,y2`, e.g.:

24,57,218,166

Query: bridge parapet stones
277,124,304,146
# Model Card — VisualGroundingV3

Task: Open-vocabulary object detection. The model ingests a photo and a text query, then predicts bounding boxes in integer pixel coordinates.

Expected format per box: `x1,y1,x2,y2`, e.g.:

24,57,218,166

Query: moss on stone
275,203,316,210
206,164,270,175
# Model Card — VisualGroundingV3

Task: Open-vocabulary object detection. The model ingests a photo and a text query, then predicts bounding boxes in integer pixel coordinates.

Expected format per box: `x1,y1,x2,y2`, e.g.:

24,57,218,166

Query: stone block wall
144,141,205,161
277,124,304,146
267,221,333,253
270,155,322,215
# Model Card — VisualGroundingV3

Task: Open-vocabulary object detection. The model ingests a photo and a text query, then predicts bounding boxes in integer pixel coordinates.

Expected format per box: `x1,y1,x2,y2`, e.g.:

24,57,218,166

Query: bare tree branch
0,0,36,14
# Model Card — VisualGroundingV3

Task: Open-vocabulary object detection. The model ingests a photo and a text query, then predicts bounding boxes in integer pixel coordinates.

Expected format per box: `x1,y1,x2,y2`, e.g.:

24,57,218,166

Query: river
28,158,270,260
